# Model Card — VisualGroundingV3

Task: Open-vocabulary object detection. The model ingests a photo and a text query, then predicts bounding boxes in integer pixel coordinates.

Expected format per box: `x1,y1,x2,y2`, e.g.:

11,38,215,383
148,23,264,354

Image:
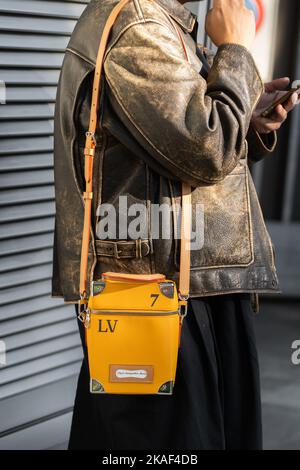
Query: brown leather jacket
52,0,281,303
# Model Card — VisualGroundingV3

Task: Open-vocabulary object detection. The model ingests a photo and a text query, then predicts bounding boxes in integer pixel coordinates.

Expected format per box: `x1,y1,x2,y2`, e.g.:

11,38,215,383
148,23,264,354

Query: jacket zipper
89,309,179,316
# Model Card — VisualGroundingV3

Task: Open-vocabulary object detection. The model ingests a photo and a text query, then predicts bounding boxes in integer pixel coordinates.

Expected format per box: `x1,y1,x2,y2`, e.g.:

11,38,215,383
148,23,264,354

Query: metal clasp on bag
178,294,189,324
78,294,91,328
85,131,97,146
78,307,91,329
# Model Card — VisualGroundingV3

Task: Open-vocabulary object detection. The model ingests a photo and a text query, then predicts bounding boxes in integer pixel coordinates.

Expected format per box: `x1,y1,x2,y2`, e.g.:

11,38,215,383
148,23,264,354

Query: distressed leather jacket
52,0,281,303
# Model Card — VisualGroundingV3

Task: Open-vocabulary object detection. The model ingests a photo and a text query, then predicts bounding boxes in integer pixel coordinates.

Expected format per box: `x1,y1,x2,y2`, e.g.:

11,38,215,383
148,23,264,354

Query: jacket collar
154,0,196,32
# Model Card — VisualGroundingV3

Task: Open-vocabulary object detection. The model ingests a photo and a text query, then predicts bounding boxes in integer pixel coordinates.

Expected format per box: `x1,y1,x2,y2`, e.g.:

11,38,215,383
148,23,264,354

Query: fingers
254,88,300,133
257,117,283,132
273,104,288,122
264,77,290,93
283,92,300,112
255,105,288,132
263,104,288,127
260,93,299,129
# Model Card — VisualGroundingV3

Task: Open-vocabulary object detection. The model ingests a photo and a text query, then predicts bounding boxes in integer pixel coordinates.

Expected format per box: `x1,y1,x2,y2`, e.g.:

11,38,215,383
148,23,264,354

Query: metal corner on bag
159,281,175,299
157,381,174,395
91,280,106,296
90,378,105,394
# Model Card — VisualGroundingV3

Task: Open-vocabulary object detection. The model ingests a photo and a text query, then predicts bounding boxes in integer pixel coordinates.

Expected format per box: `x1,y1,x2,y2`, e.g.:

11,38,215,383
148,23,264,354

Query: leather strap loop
79,0,192,302
84,148,95,156
83,192,93,200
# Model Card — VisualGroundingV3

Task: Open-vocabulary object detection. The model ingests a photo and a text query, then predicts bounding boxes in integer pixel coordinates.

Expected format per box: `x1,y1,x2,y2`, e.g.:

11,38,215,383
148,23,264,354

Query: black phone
261,81,300,118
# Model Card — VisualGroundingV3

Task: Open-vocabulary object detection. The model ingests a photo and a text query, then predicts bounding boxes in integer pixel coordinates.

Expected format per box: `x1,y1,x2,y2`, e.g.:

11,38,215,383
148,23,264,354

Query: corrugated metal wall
0,0,90,450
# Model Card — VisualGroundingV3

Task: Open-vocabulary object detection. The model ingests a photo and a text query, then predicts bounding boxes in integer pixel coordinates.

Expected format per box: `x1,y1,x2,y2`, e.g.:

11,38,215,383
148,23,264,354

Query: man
52,0,299,449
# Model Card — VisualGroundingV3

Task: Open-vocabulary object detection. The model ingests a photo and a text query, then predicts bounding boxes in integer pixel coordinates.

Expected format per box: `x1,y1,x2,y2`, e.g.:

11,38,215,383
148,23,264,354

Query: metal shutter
0,0,90,450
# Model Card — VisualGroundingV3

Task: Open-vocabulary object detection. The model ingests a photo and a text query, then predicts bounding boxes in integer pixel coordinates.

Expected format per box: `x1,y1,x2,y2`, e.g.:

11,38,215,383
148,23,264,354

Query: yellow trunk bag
82,273,183,395
78,0,192,396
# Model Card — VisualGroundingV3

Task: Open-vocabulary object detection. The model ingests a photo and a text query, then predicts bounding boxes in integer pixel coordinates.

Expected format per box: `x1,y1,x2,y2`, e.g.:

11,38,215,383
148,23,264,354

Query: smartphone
261,80,300,118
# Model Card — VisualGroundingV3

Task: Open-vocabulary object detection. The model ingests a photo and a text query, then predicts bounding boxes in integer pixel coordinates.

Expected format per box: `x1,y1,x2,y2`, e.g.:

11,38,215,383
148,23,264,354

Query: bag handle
79,0,191,309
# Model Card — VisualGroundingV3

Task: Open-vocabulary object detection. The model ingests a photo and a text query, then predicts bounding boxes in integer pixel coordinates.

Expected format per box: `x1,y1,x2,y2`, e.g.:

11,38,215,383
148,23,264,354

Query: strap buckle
78,309,91,329
85,131,97,146
77,298,87,323
78,296,91,328
83,191,93,200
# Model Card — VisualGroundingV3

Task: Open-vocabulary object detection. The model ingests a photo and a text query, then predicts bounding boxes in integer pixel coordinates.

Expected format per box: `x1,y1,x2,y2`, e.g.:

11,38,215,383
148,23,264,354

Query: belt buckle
135,239,151,259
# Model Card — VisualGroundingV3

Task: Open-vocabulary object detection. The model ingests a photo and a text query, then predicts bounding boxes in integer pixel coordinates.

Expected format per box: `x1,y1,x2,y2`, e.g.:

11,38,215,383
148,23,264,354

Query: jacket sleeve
246,123,277,164
199,43,278,166
103,20,264,187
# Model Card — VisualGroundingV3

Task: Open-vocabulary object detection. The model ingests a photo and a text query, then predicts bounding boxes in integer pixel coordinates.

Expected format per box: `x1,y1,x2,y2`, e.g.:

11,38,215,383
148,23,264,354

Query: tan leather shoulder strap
79,0,132,300
167,18,192,301
79,0,191,302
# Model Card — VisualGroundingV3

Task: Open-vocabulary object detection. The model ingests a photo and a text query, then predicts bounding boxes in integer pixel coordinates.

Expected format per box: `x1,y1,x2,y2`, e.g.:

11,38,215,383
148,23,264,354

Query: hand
251,77,300,134
205,0,256,50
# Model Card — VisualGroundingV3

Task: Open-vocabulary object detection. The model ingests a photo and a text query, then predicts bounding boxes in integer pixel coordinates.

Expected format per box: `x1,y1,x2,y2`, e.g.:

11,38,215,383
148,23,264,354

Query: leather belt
94,239,152,259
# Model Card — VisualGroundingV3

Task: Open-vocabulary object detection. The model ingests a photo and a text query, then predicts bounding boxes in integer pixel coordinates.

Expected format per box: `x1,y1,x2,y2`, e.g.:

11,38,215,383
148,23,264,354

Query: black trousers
69,294,262,450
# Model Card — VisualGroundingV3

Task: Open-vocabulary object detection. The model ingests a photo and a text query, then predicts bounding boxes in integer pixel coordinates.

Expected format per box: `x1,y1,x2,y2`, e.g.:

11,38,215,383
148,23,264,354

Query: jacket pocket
249,174,276,272
187,161,254,270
